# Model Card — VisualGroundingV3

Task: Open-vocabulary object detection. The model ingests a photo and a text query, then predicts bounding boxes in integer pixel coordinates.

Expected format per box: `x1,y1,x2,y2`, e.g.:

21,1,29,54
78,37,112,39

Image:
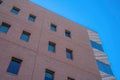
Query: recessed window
0,22,10,33
65,30,71,38
7,57,22,75
11,7,20,15
45,69,54,80
28,14,36,22
0,0,3,4
48,41,56,53
67,77,75,80
50,24,57,31
66,49,73,60
20,31,31,42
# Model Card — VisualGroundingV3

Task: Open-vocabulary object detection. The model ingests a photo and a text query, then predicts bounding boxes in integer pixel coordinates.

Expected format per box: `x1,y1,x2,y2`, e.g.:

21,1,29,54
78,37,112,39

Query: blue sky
30,0,120,79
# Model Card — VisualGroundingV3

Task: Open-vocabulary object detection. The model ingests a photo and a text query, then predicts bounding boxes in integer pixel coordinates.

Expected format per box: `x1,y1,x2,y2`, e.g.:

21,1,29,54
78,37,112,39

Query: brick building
0,0,115,80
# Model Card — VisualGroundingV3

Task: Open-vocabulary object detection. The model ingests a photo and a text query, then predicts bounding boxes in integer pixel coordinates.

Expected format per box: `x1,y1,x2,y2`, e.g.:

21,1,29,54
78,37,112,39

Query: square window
11,7,20,15
48,41,56,53
68,77,75,80
28,14,36,22
20,31,31,42
65,30,71,38
66,49,73,60
45,69,54,80
0,22,10,33
50,24,57,31
7,57,22,75
0,0,3,4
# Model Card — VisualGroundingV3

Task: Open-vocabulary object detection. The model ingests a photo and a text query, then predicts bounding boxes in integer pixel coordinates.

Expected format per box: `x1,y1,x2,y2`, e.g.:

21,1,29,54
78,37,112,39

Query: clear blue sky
30,0,120,79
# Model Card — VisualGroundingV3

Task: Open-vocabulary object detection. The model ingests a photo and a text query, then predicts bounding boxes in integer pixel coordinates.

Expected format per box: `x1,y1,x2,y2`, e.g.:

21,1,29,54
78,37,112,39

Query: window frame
45,69,54,80
0,22,11,33
50,24,57,31
66,48,73,60
0,0,3,4
28,14,36,22
65,30,71,38
67,77,75,80
11,6,20,15
20,31,31,42
48,41,56,53
7,57,22,75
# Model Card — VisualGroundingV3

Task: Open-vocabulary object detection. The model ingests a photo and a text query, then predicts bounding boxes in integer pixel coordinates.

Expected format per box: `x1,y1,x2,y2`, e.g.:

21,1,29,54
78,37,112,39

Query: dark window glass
48,42,56,53
68,77,75,80
66,49,73,60
50,24,57,31
20,31,31,42
28,14,36,22
96,60,114,76
0,22,10,33
45,69,54,80
0,0,3,4
7,57,22,75
11,7,20,15
90,40,104,52
65,30,71,38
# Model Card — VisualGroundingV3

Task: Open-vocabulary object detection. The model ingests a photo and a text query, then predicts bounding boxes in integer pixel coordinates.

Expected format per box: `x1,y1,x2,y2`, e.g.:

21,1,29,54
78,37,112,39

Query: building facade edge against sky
87,30,115,80
0,0,118,80
30,0,120,79
0,0,101,80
